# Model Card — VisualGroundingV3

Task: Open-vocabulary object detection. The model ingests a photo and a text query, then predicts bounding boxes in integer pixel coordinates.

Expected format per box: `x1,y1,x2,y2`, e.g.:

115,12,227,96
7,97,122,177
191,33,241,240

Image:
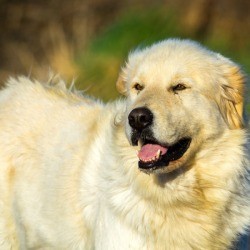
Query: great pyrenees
0,39,249,249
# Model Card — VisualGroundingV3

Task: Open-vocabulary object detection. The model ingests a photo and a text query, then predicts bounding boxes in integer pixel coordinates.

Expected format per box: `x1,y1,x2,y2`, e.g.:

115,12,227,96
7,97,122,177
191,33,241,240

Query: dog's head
116,39,246,174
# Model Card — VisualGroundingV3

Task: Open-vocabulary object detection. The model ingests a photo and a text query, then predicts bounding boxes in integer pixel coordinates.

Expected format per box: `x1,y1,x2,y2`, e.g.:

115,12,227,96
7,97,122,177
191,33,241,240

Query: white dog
0,39,249,249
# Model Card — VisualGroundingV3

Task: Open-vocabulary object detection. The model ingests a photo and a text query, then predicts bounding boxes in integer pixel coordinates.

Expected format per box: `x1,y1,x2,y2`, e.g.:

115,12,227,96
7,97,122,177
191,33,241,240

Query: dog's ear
218,57,246,129
116,69,128,96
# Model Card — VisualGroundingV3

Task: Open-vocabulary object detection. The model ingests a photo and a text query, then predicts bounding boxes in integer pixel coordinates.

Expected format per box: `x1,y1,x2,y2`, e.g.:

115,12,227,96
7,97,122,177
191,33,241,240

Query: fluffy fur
0,39,249,249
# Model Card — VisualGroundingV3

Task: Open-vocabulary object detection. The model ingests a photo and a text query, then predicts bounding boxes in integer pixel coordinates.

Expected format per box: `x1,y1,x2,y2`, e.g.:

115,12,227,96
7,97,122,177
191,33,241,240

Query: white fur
0,39,249,250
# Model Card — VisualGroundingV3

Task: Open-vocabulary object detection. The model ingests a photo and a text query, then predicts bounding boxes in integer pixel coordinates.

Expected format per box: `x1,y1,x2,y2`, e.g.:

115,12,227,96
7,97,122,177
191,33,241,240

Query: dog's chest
93,203,147,250
92,197,214,250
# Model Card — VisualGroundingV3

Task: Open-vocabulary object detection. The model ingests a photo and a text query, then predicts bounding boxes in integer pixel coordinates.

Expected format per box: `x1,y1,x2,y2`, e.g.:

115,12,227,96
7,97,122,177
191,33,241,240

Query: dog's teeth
156,149,161,159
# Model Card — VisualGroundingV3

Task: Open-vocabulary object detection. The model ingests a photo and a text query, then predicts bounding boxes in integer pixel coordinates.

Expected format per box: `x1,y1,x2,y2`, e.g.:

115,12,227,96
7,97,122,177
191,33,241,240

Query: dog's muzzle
128,107,191,172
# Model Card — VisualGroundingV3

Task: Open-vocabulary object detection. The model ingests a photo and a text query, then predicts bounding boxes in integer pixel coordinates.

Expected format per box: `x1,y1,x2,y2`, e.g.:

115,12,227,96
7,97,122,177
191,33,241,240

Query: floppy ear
219,61,246,129
116,69,128,96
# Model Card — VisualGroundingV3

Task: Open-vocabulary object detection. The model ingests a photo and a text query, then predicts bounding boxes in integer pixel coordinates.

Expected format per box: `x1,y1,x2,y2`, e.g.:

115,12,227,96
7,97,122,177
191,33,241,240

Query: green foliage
88,8,180,56
76,8,181,101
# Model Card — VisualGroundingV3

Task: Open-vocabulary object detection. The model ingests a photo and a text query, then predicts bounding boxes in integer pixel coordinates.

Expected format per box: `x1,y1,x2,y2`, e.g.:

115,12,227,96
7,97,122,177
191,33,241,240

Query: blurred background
0,0,249,102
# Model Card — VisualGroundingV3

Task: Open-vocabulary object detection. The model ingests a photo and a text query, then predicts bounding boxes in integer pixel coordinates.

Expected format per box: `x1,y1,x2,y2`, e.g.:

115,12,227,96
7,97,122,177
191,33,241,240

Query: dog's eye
172,84,186,92
133,83,144,92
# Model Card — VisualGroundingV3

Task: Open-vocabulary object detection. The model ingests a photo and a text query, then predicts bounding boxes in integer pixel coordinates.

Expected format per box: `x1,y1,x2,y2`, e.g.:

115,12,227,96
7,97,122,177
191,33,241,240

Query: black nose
128,107,153,131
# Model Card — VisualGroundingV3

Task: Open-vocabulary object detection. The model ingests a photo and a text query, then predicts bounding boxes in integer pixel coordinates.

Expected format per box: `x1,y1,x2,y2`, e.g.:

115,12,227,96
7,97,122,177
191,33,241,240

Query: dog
0,39,249,249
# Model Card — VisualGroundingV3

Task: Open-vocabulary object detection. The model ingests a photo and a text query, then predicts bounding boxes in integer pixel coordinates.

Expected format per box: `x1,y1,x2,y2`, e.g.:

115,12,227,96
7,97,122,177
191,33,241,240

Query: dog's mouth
135,137,191,172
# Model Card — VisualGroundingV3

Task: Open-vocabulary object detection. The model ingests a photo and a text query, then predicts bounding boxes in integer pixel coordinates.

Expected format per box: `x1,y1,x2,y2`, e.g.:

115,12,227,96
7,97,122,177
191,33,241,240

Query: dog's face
117,39,245,174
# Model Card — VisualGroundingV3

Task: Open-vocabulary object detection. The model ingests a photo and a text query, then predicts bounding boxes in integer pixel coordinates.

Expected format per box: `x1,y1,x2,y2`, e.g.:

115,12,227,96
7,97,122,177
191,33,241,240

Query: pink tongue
138,144,168,162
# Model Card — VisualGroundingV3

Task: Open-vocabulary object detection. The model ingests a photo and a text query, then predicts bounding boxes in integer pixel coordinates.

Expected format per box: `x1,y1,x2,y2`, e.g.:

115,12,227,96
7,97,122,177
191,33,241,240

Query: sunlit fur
0,39,249,249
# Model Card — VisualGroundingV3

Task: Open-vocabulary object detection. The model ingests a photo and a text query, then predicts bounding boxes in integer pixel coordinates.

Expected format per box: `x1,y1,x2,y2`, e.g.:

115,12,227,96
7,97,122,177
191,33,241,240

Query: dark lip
138,137,192,171
131,128,154,146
